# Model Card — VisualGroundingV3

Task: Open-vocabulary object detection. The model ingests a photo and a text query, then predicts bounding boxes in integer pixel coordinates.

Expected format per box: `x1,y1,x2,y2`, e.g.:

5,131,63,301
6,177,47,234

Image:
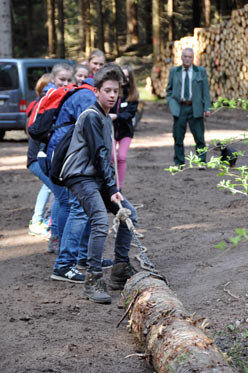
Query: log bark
122,272,236,373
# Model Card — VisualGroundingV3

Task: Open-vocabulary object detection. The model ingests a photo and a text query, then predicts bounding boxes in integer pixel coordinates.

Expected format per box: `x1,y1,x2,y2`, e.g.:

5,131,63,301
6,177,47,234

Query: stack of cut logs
151,4,248,102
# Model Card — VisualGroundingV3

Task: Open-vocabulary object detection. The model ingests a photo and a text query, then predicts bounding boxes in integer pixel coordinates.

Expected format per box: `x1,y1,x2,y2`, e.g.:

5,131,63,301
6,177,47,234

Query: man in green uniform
166,48,211,166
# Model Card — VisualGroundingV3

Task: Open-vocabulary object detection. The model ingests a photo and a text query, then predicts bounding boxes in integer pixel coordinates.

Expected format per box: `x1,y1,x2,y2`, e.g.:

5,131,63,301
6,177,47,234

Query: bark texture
0,0,12,57
122,272,236,373
126,0,138,45
57,0,65,58
47,0,56,57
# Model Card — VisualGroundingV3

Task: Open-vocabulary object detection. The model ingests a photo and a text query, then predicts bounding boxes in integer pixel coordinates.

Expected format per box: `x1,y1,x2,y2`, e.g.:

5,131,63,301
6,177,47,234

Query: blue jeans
51,183,71,243
71,178,137,272
28,161,57,235
54,190,90,269
31,183,51,223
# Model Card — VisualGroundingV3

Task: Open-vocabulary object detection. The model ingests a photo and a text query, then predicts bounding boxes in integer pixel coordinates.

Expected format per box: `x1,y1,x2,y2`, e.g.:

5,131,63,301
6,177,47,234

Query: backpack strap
49,86,96,131
53,108,100,132
77,83,95,93
51,84,96,126
30,88,57,125
75,107,101,125
53,121,75,130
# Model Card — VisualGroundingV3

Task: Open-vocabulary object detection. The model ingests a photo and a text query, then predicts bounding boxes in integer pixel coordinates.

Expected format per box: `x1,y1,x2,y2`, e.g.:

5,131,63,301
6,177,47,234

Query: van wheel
0,130,5,140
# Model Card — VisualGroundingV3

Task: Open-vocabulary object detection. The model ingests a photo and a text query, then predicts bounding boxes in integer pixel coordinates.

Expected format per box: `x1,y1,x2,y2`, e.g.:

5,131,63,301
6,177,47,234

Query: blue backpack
50,108,100,186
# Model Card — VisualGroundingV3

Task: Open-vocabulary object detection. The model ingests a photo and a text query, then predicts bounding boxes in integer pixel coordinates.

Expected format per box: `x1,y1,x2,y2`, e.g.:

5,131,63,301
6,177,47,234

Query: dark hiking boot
47,235,59,254
83,272,111,304
109,262,137,290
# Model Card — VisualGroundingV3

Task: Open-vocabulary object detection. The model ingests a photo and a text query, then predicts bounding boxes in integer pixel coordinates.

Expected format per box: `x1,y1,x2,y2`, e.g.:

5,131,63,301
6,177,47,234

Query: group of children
26,50,140,304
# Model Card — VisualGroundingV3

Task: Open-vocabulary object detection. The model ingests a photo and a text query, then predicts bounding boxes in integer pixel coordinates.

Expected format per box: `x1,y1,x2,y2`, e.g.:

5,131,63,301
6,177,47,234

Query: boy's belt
181,100,192,105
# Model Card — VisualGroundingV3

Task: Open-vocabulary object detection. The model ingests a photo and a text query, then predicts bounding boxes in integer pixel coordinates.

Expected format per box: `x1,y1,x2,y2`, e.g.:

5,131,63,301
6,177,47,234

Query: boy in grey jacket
62,63,137,304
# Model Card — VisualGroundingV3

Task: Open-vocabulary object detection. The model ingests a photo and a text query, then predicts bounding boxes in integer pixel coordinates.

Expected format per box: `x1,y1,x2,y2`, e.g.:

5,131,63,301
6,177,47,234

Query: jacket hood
81,77,94,87
43,82,57,94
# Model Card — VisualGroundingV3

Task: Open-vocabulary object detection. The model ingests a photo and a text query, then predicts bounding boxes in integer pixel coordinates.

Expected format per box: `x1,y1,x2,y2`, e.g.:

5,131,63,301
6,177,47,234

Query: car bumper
0,113,27,130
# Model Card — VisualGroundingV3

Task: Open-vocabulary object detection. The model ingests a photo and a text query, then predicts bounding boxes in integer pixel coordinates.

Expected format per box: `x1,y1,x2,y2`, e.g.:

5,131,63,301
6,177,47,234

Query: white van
0,58,74,140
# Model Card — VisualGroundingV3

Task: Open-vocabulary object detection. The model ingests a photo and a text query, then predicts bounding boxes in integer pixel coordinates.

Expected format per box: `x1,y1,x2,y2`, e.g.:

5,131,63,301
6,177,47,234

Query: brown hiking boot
83,271,111,304
109,262,137,290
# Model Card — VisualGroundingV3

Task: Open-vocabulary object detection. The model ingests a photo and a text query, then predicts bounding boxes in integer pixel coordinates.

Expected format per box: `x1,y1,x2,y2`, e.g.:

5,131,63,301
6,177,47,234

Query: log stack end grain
122,272,236,373
152,5,248,102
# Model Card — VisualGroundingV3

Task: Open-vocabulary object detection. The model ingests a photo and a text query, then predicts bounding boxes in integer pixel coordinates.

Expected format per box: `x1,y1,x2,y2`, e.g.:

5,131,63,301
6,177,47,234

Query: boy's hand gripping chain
116,201,157,273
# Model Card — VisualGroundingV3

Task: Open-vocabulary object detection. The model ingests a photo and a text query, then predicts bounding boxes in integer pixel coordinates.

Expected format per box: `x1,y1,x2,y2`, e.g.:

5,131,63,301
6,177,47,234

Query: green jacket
166,65,211,118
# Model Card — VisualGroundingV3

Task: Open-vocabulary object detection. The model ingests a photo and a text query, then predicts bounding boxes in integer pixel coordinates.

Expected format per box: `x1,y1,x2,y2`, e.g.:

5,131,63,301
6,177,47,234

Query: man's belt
181,100,192,105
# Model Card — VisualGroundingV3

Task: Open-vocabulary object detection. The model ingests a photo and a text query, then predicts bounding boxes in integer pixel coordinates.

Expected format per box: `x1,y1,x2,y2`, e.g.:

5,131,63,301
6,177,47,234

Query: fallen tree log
122,272,236,373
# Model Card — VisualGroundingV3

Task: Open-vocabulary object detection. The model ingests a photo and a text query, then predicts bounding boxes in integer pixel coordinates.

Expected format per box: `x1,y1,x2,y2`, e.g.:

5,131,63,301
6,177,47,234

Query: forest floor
0,102,247,373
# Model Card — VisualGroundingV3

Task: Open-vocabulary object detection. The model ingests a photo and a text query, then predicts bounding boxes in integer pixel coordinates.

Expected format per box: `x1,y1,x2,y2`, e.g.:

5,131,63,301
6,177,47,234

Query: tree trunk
78,0,91,57
84,0,91,56
193,0,201,28
0,0,12,57
103,2,111,55
122,272,236,373
90,3,95,50
126,0,138,45
26,0,33,56
204,0,211,27
152,0,160,62
57,0,65,58
47,0,56,57
78,0,86,53
167,0,174,42
144,0,152,44
95,0,105,52
113,0,119,55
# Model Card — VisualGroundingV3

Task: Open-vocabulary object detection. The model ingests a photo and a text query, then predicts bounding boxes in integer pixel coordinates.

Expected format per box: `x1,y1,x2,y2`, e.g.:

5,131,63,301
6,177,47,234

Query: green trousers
173,104,206,165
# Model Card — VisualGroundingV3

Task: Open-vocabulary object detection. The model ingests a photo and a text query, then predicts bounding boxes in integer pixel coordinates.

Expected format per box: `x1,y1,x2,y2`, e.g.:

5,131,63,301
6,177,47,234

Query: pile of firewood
151,4,248,102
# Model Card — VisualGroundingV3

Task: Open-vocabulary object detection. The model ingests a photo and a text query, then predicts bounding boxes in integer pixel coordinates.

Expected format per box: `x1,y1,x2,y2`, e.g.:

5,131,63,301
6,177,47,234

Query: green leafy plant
212,96,248,111
213,228,248,250
215,325,248,372
165,97,248,251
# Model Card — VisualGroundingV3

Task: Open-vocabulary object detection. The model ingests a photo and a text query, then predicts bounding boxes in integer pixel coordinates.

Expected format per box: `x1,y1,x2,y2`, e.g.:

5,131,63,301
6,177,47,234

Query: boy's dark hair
94,63,124,90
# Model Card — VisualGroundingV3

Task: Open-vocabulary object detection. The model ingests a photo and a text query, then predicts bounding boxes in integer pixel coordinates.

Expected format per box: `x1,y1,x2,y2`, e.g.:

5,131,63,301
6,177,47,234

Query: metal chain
112,203,157,273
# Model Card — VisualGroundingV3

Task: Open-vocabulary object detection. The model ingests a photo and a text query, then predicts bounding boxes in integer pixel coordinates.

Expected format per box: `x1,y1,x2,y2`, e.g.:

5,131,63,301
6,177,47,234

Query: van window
27,66,52,90
0,62,19,91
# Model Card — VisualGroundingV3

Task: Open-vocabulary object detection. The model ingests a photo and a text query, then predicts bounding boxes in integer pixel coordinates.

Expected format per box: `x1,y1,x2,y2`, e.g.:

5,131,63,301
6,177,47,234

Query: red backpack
28,83,95,144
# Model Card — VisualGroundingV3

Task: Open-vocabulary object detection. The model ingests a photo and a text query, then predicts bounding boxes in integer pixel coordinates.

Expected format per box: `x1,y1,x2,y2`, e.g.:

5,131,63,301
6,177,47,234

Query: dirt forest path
0,102,247,372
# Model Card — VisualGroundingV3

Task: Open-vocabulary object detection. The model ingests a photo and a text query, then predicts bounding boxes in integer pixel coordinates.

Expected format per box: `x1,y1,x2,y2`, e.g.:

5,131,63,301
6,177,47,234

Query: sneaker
83,271,111,304
51,266,85,283
28,221,50,238
41,220,49,231
47,235,59,254
109,262,137,290
77,258,114,270
102,258,114,269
